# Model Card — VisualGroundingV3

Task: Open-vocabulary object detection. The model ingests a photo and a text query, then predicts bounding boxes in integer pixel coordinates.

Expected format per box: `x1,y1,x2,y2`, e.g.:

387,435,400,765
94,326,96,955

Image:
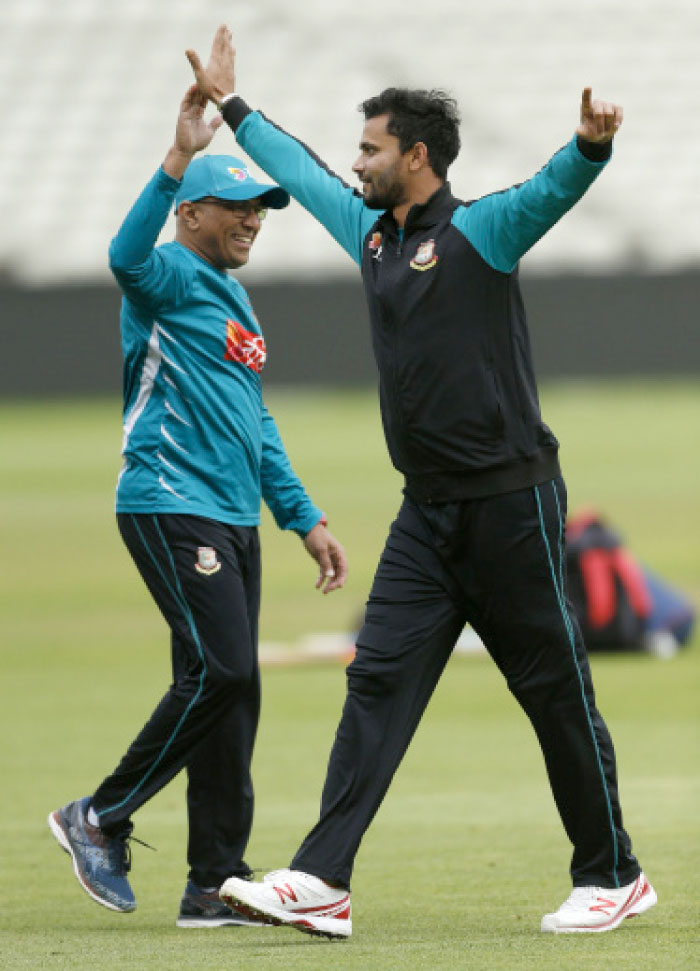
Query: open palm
174,84,223,155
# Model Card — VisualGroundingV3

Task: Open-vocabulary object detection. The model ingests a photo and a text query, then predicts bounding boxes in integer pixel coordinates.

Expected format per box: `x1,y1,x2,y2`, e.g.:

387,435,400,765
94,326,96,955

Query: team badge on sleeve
410,239,438,271
195,547,221,575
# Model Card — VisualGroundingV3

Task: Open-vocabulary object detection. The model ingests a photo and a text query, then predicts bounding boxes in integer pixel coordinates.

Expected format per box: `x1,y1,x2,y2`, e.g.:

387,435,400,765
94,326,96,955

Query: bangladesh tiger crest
195,547,221,576
410,238,438,271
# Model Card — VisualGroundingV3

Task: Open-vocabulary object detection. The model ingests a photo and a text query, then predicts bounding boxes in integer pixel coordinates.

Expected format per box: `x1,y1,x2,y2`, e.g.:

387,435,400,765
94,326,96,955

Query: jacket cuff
576,135,613,163
221,96,254,132
294,512,326,539
157,166,183,190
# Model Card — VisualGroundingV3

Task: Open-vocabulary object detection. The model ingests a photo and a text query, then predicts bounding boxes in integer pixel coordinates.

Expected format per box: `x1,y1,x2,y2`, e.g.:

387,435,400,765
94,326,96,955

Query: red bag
566,510,652,652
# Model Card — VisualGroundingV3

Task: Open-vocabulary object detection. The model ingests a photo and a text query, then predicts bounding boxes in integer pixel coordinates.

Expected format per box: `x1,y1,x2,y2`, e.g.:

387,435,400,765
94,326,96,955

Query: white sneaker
219,868,351,939
541,872,657,933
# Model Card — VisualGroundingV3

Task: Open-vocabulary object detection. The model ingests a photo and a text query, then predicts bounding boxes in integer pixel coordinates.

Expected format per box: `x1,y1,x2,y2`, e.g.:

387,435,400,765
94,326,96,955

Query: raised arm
186,27,375,265
451,87,623,274
109,86,223,304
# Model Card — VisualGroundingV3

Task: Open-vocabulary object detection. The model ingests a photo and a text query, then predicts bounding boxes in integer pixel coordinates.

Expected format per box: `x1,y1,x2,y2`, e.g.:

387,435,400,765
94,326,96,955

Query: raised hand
186,23,235,107
576,87,623,143
162,84,224,181
174,84,224,155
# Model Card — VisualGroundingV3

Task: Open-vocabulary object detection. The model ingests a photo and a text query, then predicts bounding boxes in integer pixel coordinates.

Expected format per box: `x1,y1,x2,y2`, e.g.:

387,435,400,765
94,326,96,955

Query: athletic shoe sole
219,885,351,940
47,810,134,914
175,916,259,929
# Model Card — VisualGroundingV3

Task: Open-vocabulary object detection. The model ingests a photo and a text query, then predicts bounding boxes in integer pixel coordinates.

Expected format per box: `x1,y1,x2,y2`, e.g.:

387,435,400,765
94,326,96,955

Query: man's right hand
186,24,236,108
303,523,349,595
162,84,223,181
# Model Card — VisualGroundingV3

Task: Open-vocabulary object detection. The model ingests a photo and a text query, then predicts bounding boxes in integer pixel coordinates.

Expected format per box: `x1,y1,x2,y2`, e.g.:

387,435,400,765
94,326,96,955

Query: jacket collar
377,183,457,237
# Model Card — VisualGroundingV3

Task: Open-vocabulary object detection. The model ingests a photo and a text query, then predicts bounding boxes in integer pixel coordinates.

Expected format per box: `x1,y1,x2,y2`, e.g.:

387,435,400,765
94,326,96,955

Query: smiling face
352,114,411,211
176,197,268,270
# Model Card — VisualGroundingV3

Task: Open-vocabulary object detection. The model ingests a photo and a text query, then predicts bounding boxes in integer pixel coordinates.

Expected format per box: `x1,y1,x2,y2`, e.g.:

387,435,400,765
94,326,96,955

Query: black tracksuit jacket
224,98,611,501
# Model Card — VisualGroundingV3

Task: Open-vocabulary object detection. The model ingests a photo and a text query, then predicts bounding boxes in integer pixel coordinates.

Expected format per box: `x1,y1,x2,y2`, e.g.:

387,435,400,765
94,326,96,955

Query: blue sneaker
48,797,136,913
176,880,259,928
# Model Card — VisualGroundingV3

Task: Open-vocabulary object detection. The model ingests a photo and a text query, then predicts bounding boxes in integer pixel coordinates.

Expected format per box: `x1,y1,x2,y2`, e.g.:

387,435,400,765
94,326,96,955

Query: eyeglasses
196,198,268,220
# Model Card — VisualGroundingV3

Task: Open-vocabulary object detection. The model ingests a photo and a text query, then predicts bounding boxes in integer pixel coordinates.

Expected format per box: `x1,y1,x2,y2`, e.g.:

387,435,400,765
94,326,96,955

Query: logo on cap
228,166,249,182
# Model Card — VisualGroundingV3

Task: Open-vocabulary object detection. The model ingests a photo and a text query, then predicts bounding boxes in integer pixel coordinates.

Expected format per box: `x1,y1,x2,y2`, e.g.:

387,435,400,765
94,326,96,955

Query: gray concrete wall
1,271,698,397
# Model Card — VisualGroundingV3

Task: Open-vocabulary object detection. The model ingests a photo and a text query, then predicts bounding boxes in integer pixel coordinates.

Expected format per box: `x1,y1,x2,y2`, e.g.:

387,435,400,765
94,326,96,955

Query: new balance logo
274,883,298,905
590,897,616,915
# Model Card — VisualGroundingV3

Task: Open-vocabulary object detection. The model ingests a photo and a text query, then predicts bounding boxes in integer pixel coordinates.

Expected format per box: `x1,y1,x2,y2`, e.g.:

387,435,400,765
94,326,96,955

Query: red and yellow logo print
368,231,383,261
225,319,266,373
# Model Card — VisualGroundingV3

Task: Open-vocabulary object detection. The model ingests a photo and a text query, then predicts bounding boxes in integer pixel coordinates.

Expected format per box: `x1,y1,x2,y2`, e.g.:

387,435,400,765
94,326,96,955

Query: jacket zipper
385,232,406,459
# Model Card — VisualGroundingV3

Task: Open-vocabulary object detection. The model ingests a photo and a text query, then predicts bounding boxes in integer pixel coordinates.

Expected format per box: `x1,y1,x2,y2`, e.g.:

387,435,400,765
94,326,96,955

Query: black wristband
221,95,254,132
576,135,613,163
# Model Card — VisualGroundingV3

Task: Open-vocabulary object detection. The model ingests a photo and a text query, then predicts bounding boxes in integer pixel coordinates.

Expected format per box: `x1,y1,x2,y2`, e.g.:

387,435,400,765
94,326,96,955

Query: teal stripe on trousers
534,483,620,887
97,515,207,817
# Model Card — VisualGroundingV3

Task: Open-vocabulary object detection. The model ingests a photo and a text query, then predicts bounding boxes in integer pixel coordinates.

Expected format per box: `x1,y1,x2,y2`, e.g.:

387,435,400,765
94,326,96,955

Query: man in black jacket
185,25,656,938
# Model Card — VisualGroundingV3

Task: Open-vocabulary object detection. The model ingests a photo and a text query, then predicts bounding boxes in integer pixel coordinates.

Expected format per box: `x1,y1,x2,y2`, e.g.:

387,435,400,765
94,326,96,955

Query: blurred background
1,0,699,393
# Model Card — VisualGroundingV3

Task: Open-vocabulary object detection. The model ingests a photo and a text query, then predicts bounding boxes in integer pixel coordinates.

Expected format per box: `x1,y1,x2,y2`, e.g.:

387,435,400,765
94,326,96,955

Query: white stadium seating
0,0,698,282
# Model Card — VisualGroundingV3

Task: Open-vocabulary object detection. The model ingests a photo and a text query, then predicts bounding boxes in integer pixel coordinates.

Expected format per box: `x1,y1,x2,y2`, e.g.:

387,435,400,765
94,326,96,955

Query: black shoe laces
107,834,156,876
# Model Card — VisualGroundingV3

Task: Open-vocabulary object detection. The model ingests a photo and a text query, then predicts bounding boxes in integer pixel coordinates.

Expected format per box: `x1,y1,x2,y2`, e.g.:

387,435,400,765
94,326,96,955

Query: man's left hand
576,86,623,143
303,523,348,594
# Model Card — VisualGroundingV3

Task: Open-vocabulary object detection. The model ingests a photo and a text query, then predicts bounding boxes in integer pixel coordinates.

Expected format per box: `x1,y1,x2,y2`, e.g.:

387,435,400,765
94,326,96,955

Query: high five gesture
186,24,235,109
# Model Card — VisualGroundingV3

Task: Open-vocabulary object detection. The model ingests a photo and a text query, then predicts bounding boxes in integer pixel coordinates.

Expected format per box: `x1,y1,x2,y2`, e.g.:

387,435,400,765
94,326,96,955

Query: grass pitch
1,381,698,970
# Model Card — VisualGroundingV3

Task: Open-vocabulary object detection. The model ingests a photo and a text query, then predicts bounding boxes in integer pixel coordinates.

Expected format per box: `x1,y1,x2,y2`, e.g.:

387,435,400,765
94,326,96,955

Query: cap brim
209,184,290,209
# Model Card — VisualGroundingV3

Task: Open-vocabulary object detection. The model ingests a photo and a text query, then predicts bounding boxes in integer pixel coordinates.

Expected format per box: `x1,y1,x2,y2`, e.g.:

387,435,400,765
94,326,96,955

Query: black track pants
291,478,640,891
92,513,260,887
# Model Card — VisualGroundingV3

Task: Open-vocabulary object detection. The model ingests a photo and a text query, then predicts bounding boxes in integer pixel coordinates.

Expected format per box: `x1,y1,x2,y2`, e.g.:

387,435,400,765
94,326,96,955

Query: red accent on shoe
273,883,298,905
590,897,616,914
283,895,350,918
574,875,647,931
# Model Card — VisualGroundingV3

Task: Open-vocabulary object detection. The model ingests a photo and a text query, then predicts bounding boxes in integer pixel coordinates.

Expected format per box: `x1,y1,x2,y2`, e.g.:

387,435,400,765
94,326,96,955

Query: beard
362,160,408,211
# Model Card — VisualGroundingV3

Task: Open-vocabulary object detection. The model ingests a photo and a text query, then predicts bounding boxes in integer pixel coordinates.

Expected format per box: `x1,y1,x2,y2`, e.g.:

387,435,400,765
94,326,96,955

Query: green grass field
1,381,698,970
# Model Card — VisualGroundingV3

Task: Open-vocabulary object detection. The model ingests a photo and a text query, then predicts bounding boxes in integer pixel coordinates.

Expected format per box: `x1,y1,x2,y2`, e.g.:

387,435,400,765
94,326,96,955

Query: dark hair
359,87,461,180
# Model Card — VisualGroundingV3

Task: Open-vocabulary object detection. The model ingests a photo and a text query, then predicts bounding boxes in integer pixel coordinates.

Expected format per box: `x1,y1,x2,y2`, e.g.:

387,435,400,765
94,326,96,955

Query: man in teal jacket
48,83,347,927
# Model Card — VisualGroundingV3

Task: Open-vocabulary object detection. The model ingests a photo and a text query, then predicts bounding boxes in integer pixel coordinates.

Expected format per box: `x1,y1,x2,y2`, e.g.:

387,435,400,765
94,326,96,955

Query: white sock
86,805,100,827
